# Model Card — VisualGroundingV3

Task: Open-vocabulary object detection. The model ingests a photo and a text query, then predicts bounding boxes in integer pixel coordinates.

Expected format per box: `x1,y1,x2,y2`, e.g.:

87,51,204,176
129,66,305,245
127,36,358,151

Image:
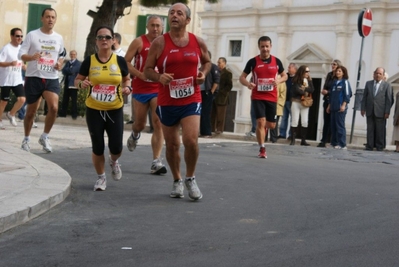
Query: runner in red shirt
239,36,287,158
144,3,211,201
125,15,167,175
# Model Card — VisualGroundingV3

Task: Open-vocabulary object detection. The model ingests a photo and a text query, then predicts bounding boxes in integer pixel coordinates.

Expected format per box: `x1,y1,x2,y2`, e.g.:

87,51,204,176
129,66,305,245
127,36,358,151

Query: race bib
169,77,194,99
37,57,55,72
257,78,274,91
91,84,117,102
11,61,22,72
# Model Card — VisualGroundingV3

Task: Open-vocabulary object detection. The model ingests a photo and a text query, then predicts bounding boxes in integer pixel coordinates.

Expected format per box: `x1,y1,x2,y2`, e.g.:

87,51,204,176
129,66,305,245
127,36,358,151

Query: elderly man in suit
361,67,393,151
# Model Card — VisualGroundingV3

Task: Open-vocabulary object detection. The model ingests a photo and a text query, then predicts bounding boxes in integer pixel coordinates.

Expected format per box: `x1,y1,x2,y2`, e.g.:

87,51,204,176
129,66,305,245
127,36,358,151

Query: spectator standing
278,62,297,139
144,2,211,200
125,15,167,175
0,28,26,129
393,90,399,152
199,51,219,137
18,8,65,152
212,56,232,134
59,50,81,119
326,66,352,149
290,65,314,146
270,75,286,143
74,26,131,191
112,33,126,57
361,67,393,151
239,36,287,158
318,59,341,147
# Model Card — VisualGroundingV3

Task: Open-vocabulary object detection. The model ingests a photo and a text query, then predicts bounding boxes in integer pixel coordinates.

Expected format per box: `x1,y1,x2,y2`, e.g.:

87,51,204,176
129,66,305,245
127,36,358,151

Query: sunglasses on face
96,35,113,41
305,70,310,73
331,63,337,66
14,35,23,38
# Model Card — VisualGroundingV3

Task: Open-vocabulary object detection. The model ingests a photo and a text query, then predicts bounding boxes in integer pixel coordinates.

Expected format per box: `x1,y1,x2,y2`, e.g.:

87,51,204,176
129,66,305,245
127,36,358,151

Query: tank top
156,32,202,106
132,35,160,95
85,53,124,110
251,55,278,102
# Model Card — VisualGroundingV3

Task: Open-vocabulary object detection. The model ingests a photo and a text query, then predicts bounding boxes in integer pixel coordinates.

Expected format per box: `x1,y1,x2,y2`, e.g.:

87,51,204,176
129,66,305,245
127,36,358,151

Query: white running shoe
109,156,122,181
127,132,140,152
21,140,30,152
150,158,167,175
38,136,52,153
170,179,184,198
94,177,107,191
6,112,17,126
33,122,38,128
0,121,5,130
185,177,203,200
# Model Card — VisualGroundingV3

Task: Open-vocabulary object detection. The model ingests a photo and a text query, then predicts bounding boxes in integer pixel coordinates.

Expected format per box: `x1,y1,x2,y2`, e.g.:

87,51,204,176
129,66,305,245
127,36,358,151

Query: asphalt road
1,142,399,267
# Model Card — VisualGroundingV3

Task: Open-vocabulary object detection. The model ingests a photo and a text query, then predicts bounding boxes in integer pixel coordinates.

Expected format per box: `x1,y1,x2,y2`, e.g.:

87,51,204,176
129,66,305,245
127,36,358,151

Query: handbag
301,94,313,107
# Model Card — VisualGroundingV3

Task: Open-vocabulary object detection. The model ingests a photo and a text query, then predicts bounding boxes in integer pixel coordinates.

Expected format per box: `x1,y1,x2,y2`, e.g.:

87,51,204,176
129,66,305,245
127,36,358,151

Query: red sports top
132,35,160,95
251,55,278,102
156,32,202,106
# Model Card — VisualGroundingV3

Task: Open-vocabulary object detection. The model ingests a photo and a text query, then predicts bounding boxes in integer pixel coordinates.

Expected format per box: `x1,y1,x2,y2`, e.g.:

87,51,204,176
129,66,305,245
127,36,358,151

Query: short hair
219,57,227,64
335,66,349,80
374,67,385,75
332,59,342,66
10,28,22,36
114,33,122,45
147,15,163,25
288,62,297,69
95,26,114,37
169,3,191,19
42,7,57,17
258,36,272,46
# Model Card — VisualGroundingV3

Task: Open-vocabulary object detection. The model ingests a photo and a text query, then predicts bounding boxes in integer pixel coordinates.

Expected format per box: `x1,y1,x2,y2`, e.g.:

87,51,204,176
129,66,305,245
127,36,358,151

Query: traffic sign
358,8,372,37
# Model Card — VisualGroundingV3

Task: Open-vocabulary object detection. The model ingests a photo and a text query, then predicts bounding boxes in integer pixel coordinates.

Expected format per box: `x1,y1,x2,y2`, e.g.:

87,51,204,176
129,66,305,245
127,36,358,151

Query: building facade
200,0,399,145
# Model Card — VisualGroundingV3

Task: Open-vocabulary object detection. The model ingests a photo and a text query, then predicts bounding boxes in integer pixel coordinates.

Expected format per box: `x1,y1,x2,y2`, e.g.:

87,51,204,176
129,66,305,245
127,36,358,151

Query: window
230,40,242,57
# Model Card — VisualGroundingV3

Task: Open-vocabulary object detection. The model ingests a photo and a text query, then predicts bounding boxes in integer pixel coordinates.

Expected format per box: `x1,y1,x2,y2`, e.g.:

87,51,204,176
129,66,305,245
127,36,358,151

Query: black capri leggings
86,106,124,156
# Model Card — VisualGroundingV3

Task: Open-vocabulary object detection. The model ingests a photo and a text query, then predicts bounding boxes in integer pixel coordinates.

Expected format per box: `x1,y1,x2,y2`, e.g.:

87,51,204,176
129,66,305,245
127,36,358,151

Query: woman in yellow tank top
75,26,131,191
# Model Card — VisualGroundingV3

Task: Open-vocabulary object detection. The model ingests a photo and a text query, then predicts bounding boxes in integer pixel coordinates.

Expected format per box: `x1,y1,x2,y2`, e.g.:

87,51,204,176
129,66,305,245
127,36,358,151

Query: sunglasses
331,63,337,66
14,35,23,38
305,70,310,73
96,35,113,41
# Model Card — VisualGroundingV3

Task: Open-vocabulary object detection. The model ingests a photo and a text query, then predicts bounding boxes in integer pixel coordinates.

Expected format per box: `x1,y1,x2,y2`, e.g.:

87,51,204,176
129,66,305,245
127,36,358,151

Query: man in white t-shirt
0,28,26,129
18,7,65,153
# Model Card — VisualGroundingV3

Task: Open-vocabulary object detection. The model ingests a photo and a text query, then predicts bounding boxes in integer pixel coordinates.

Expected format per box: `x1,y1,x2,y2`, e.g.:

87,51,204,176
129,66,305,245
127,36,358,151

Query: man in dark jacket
59,50,81,119
212,57,233,134
199,51,220,137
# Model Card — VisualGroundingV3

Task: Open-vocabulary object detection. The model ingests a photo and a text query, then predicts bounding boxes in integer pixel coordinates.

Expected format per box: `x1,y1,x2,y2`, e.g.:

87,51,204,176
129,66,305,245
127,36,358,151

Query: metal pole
350,36,364,144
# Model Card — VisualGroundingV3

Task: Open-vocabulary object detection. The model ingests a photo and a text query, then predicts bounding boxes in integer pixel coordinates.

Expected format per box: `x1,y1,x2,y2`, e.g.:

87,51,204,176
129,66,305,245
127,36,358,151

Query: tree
84,0,218,57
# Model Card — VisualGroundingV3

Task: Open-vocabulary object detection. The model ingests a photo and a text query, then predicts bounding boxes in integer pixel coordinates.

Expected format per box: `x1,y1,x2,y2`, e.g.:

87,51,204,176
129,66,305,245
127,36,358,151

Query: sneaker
94,177,107,191
38,136,52,153
342,146,347,150
6,112,17,126
170,179,184,198
245,131,256,137
185,177,203,200
21,140,30,152
150,158,167,175
127,132,140,152
33,122,38,128
0,121,5,130
258,147,267,158
109,156,122,181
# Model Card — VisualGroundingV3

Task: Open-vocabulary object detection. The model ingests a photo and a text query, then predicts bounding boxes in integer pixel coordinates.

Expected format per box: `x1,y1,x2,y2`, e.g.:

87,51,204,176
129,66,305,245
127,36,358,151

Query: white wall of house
199,0,399,145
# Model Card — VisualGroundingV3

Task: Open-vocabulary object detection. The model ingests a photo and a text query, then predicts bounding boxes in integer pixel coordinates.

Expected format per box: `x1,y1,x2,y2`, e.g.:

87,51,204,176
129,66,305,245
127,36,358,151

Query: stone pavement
0,109,395,234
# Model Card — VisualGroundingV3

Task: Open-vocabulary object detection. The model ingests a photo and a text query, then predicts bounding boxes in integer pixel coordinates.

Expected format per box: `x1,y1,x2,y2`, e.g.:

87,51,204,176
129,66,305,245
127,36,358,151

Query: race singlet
91,84,117,102
257,78,274,92
169,77,194,99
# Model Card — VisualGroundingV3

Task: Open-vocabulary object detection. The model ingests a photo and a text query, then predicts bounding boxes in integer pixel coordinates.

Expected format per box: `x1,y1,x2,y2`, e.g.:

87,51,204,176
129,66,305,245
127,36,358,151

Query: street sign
357,8,372,37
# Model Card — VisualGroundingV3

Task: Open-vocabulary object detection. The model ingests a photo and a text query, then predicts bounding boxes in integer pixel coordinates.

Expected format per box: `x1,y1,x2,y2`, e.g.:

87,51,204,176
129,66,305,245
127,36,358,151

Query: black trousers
200,90,214,135
60,87,78,118
320,100,331,143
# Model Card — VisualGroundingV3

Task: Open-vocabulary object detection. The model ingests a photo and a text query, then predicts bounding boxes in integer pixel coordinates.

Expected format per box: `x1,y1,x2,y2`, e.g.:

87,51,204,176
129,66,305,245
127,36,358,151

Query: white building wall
199,0,399,145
